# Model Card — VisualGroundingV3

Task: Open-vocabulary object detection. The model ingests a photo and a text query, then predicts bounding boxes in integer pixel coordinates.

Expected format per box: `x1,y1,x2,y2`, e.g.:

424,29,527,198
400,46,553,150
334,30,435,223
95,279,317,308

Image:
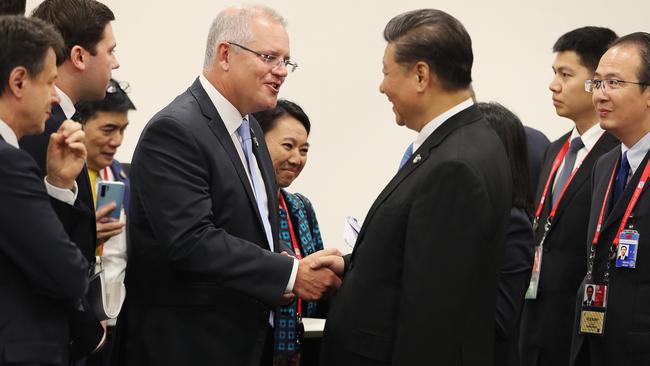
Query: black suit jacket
570,147,650,366
113,78,294,366
320,105,512,366
0,137,88,365
525,126,551,195
18,104,103,358
494,207,535,366
520,131,618,366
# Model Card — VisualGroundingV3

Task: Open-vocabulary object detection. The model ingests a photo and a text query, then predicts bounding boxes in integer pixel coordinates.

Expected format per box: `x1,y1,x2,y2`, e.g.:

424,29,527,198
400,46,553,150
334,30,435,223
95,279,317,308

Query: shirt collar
568,122,605,152
199,74,246,136
413,98,474,152
0,118,18,148
55,86,76,119
621,132,650,174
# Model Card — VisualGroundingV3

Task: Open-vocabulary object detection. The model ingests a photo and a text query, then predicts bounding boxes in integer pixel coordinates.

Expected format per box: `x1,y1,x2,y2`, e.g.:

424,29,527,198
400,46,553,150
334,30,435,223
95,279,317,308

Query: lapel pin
413,154,422,164
252,136,259,147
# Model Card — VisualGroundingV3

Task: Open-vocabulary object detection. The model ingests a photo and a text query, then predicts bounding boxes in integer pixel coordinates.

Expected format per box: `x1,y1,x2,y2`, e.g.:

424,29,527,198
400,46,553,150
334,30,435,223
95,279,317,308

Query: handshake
284,248,346,303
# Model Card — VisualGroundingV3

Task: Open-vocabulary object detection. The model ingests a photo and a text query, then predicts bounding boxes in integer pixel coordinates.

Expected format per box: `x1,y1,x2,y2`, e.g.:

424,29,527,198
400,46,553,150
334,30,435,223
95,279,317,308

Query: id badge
525,245,543,299
579,283,608,335
616,230,639,268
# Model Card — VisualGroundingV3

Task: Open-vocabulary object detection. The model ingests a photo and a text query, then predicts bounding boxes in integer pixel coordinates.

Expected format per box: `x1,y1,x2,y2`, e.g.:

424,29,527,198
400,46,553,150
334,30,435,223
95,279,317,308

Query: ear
413,61,431,92
69,45,87,71
6,66,28,98
216,42,232,71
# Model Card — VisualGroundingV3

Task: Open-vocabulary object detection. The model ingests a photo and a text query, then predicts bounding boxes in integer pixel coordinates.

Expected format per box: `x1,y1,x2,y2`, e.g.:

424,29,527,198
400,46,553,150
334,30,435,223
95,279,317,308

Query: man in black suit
0,15,89,366
318,9,511,366
112,5,341,366
520,27,619,366
570,32,650,366
19,0,121,359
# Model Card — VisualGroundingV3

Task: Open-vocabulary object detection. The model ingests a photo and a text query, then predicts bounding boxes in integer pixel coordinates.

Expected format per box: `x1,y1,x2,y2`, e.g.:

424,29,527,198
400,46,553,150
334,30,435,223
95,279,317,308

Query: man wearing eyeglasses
520,27,619,366
18,0,121,360
113,5,341,366
570,32,650,366
73,79,134,366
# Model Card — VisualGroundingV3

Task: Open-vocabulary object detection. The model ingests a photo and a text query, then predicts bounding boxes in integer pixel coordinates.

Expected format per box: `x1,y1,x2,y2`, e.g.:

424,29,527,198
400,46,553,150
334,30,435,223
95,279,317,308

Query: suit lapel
602,150,650,232
354,105,483,247
188,79,269,247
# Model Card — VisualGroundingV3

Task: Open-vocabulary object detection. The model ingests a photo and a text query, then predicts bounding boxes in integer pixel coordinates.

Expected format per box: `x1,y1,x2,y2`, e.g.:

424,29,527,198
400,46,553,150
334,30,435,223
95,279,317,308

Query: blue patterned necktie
237,118,274,251
552,137,584,205
612,151,631,205
399,143,414,170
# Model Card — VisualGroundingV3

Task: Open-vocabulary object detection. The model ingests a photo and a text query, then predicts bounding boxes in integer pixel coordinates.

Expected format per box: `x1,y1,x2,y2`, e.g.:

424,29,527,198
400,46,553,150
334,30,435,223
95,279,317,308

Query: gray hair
203,4,286,68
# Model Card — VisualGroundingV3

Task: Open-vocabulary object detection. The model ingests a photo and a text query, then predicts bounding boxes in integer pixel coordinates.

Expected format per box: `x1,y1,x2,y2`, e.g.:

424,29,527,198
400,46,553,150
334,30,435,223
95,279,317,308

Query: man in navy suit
0,15,89,366
318,9,511,366
19,0,121,359
113,5,341,366
570,32,650,366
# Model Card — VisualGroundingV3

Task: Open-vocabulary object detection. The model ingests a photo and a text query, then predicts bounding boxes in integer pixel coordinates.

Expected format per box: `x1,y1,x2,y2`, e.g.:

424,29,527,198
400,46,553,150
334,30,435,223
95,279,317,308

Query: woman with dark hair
477,102,535,366
253,99,326,366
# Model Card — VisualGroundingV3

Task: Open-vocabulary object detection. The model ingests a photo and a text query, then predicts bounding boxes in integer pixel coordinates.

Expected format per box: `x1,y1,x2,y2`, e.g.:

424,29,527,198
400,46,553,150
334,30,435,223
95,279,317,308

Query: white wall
26,0,650,253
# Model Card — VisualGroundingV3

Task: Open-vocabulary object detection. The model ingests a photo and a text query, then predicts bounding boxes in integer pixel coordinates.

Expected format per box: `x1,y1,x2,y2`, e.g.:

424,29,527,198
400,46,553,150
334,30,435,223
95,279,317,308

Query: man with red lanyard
568,32,650,366
520,27,619,366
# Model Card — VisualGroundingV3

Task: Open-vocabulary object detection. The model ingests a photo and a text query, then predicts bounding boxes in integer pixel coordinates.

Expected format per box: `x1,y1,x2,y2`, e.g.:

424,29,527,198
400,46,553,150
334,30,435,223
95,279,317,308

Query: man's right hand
293,248,343,301
96,202,125,242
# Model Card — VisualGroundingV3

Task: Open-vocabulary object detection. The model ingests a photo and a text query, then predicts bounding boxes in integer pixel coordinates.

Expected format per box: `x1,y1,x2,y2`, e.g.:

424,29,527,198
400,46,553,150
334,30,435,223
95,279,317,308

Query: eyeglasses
107,80,130,94
228,42,298,73
584,79,649,93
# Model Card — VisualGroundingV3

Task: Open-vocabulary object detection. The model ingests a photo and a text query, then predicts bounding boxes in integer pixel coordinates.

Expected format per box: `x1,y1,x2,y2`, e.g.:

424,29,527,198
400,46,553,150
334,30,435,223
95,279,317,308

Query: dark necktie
237,118,273,251
612,151,630,205
399,143,414,170
552,137,584,205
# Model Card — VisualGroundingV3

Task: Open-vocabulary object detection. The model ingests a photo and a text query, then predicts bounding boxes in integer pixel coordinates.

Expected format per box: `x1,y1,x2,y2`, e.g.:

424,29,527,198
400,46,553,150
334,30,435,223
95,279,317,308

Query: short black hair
75,79,135,123
0,15,65,94
553,27,618,72
609,32,650,90
31,0,114,60
383,9,472,91
0,0,26,15
477,102,533,213
253,99,311,135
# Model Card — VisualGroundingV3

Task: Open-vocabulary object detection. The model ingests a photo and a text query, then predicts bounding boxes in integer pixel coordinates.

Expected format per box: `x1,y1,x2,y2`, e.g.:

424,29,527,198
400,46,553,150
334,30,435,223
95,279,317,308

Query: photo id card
579,283,608,335
616,230,639,268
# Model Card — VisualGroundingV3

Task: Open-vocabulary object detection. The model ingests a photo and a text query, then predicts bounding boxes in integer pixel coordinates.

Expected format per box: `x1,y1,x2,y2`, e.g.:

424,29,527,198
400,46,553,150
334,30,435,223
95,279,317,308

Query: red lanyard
278,193,302,315
534,138,577,223
591,157,650,248
102,167,109,181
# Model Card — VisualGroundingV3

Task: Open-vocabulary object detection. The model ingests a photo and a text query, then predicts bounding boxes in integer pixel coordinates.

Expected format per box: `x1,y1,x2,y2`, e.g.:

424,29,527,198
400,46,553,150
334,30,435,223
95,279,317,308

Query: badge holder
615,228,639,268
579,245,611,336
526,219,550,300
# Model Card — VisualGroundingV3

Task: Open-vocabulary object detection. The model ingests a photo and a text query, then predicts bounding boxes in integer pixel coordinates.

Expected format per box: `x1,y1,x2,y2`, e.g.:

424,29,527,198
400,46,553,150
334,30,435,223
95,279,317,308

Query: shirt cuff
44,177,78,206
284,257,299,293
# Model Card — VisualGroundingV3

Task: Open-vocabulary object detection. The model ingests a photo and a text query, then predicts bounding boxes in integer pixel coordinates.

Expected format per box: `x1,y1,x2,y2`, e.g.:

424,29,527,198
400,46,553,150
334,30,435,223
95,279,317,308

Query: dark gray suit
320,104,512,366
113,78,294,366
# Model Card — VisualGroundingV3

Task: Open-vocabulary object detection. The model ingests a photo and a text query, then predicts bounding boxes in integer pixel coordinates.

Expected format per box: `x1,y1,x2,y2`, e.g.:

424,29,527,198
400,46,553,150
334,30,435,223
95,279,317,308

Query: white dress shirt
621,131,650,180
552,123,605,191
199,75,298,292
412,98,474,153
